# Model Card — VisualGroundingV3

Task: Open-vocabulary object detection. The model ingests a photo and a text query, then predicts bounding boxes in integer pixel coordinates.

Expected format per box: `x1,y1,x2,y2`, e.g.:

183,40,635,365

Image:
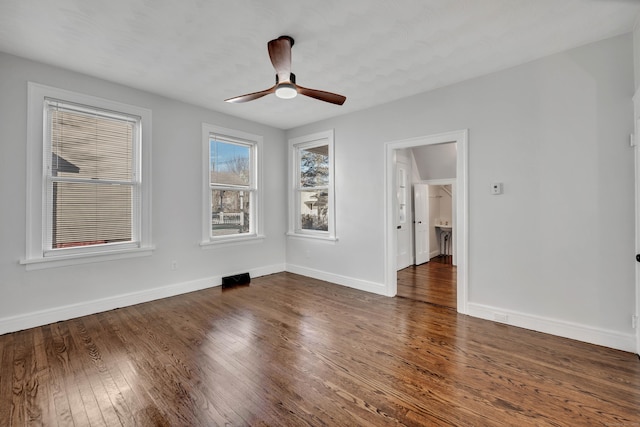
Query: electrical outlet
633,315,638,329
493,312,508,323
170,260,177,271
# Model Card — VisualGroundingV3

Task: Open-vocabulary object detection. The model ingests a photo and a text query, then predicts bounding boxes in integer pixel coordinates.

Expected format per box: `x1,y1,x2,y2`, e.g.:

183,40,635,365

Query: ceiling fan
225,36,346,105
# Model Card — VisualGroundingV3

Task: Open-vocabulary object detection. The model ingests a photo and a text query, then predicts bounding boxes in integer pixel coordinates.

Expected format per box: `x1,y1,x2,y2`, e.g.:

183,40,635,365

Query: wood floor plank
65,317,138,426
397,255,457,308
1,272,639,426
30,327,55,426
107,306,222,426
41,324,78,427
85,313,169,426
52,318,115,427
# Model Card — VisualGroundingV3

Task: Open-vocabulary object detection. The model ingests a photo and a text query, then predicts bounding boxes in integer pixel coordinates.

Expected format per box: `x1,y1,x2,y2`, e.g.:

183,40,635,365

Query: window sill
20,245,155,271
200,234,265,248
286,232,338,242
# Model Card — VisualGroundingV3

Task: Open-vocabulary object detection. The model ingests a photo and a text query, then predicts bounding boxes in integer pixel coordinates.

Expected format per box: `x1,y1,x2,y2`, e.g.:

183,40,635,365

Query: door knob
636,254,640,263
397,225,401,229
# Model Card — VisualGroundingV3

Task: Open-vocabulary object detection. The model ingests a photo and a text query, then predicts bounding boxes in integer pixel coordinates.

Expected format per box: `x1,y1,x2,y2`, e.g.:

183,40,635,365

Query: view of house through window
209,138,253,236
46,102,139,250
298,145,329,231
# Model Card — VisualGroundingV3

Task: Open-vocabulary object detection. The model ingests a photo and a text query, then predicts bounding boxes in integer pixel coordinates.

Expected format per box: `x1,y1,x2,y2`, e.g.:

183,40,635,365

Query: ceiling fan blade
224,86,276,103
268,36,293,82
297,85,346,105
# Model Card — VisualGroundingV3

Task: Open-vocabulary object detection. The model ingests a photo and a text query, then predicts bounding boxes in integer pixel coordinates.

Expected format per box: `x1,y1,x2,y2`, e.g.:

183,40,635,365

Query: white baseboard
0,263,285,336
286,263,388,296
467,302,636,353
429,250,440,259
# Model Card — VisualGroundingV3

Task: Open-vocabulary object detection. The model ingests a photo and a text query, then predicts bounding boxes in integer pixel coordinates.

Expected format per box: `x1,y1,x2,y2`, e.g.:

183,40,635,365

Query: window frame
22,82,153,270
288,130,337,241
201,123,263,246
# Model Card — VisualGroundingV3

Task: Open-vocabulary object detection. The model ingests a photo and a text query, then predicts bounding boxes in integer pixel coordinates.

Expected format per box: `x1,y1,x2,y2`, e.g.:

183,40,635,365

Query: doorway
384,130,468,314
414,180,456,265
399,172,457,308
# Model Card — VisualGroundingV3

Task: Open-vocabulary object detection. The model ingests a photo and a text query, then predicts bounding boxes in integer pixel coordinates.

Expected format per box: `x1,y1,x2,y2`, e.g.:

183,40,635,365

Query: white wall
436,187,453,225
0,53,287,333
286,34,636,350
412,143,457,180
428,185,440,256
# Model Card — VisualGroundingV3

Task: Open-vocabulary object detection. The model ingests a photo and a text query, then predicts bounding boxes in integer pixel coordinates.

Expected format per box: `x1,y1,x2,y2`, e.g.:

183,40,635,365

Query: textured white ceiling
1,0,639,129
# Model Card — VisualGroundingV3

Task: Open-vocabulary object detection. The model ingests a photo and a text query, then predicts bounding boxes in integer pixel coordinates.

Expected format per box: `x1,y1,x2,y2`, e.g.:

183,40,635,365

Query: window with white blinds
23,82,152,269
44,100,141,253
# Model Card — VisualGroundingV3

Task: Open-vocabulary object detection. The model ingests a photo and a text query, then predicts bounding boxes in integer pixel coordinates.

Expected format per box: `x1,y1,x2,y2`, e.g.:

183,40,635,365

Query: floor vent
221,273,251,289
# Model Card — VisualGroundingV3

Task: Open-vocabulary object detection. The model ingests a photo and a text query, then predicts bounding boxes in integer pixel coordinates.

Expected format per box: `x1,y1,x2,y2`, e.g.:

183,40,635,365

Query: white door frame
384,129,469,314
635,129,640,355
635,123,640,355
633,89,640,355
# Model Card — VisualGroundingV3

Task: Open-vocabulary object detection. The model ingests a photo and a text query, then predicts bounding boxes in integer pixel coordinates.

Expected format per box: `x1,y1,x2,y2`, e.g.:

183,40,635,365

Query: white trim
200,234,265,248
384,129,469,307
19,245,155,271
288,130,336,240
467,303,636,353
285,232,338,242
24,82,152,267
634,87,640,355
286,263,386,295
0,263,285,336
201,123,264,245
420,178,457,186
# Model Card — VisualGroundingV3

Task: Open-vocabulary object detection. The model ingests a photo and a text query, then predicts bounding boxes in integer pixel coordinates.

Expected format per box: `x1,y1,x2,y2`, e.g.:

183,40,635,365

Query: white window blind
44,99,141,253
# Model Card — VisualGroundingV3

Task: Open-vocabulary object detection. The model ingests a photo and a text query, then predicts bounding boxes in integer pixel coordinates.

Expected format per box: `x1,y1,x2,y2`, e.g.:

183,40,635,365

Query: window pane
210,139,250,186
51,181,132,248
211,189,250,236
299,190,328,231
51,109,134,182
300,145,329,188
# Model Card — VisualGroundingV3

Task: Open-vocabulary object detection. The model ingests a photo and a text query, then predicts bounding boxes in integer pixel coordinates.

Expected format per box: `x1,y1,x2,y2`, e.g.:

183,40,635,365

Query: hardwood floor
397,256,456,309
1,272,639,426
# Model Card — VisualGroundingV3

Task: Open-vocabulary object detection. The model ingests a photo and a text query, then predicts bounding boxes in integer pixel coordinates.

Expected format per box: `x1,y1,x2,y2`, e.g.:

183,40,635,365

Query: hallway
397,256,456,309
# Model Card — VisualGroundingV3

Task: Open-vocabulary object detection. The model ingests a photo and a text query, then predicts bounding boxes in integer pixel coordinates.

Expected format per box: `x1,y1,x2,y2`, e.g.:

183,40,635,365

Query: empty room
1,1,640,425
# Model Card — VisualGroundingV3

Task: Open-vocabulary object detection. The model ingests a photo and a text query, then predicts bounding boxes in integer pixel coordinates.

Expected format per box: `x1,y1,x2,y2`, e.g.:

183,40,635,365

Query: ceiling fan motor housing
277,35,294,47
276,73,296,84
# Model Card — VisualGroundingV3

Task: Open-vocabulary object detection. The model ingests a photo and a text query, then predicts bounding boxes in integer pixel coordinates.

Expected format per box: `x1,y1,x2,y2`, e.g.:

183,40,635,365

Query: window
288,130,336,240
23,83,152,269
201,124,262,245
46,100,138,250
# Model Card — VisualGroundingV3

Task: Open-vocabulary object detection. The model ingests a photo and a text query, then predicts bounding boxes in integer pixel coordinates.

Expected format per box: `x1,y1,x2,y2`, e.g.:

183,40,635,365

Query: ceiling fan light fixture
224,37,346,105
275,83,297,99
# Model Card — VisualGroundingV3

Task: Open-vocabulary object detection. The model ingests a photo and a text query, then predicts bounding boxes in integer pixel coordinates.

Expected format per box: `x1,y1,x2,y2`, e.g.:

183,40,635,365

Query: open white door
635,124,640,355
414,184,430,265
396,157,412,270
